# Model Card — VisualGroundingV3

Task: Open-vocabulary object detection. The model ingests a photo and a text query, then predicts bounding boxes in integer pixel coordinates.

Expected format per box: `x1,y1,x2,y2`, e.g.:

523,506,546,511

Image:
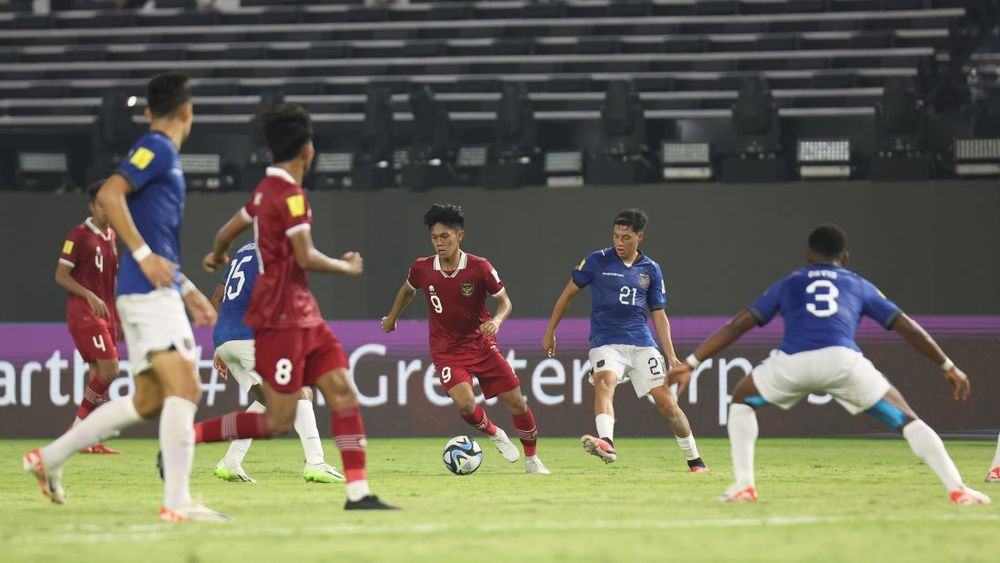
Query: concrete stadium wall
1,180,998,321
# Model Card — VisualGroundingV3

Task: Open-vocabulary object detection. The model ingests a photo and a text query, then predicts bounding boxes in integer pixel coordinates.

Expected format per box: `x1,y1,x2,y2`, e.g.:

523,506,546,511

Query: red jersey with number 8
59,218,118,331
406,251,505,364
242,169,324,330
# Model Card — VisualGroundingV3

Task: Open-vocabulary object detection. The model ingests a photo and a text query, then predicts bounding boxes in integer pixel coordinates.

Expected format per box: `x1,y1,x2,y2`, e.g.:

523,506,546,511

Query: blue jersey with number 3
748,264,902,354
213,242,259,347
572,247,666,349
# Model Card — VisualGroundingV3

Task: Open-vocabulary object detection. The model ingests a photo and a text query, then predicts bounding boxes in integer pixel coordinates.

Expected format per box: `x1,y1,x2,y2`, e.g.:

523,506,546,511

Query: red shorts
434,348,520,399
69,320,118,364
255,323,348,394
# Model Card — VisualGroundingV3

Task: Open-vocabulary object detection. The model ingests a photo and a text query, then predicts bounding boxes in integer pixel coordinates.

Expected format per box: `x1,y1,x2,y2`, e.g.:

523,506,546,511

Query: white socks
346,480,371,502
902,419,964,492
222,401,267,465
295,399,326,466
160,397,197,509
41,399,143,469
675,433,701,461
595,413,615,442
992,432,1000,469
728,403,758,488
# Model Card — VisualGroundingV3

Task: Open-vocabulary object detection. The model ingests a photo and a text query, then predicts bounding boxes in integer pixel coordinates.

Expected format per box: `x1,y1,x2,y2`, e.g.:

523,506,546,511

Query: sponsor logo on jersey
129,147,155,170
461,282,475,296
602,272,625,278
638,272,650,290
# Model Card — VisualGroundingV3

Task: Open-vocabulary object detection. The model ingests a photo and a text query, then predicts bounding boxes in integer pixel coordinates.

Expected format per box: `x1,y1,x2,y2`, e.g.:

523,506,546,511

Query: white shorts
588,344,667,398
116,287,196,375
215,339,263,392
751,346,892,415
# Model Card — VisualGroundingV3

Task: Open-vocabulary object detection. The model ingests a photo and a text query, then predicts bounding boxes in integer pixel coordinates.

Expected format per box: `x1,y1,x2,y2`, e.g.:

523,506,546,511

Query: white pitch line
8,513,1000,546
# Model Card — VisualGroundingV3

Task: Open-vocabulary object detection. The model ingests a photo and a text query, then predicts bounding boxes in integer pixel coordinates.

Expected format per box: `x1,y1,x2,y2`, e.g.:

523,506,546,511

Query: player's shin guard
902,419,964,492
512,408,538,457
160,397,196,509
460,405,498,436
75,373,111,421
331,405,369,501
194,411,271,443
41,398,143,469
728,403,758,488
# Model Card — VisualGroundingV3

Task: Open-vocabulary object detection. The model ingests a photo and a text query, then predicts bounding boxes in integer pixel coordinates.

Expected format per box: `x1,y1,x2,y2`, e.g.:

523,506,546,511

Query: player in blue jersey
544,209,708,472
667,224,990,505
23,72,230,522
209,241,345,484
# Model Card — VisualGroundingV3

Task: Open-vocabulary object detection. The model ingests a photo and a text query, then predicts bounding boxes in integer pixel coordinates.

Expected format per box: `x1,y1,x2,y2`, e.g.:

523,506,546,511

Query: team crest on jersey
461,282,475,296
638,272,650,290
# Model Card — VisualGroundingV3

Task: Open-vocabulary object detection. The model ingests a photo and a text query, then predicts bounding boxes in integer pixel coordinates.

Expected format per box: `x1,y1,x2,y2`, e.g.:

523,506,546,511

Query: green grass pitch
2,437,999,562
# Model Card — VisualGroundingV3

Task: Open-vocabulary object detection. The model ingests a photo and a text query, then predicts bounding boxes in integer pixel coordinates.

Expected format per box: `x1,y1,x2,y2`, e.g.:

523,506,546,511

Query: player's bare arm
54,262,109,319
179,274,216,327
543,278,581,357
891,314,970,400
651,309,680,367
667,310,757,395
203,208,253,272
481,289,512,337
97,175,176,288
210,283,224,312
288,229,363,275
381,282,418,333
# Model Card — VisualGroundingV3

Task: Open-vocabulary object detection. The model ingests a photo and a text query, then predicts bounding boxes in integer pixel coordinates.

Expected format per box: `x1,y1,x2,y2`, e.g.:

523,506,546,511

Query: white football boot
489,427,520,463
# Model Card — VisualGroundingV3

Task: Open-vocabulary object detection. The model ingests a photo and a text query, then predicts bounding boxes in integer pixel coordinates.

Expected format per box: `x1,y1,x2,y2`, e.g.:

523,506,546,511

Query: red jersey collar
84,217,112,241
433,251,468,277
265,166,297,185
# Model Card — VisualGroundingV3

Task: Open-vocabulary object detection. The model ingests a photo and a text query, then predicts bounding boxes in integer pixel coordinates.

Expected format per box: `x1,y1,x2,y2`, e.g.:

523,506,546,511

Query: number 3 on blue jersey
805,279,839,317
224,255,253,302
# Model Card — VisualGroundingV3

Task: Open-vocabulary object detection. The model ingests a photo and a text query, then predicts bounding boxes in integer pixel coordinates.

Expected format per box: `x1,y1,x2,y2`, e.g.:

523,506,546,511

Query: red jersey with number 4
242,168,324,330
59,218,118,330
406,251,505,364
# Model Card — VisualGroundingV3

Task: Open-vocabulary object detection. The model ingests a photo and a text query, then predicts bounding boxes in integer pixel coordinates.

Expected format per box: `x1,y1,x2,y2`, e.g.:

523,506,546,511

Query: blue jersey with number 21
748,264,902,355
213,242,259,348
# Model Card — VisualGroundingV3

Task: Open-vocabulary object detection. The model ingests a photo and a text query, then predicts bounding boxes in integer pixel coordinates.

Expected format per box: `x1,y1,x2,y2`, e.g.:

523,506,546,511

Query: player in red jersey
194,103,397,510
55,182,122,454
381,204,550,474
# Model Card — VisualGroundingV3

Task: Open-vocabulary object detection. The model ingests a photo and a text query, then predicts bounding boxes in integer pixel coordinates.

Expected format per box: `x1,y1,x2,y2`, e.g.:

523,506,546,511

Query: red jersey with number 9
59,218,118,331
406,251,505,364
241,168,324,330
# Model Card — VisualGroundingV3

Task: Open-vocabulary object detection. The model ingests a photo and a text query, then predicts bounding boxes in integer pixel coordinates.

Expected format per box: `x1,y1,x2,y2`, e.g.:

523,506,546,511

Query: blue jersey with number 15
213,242,259,348
748,264,902,354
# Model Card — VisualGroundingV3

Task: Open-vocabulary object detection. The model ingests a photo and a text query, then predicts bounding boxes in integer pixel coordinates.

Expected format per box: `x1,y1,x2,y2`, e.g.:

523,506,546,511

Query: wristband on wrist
685,354,702,370
132,244,152,262
181,278,196,296
940,358,955,372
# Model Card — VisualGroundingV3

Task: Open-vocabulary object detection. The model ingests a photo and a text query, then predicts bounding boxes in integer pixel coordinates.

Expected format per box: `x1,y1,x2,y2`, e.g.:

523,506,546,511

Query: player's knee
133,394,162,419
864,399,911,431
97,363,120,382
456,399,477,415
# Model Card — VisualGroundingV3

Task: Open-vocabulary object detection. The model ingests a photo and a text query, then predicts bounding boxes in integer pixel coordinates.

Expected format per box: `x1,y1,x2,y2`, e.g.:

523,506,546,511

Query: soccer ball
442,435,483,475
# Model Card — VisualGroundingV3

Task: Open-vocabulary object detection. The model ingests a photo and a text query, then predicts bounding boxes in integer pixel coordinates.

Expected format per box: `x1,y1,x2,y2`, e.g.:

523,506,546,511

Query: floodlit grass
2,438,998,562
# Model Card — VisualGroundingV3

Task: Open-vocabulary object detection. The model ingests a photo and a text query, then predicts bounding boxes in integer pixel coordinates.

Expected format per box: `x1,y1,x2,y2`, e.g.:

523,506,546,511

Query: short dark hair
808,224,847,258
424,203,464,230
146,71,191,118
261,103,313,163
87,180,104,201
613,208,648,233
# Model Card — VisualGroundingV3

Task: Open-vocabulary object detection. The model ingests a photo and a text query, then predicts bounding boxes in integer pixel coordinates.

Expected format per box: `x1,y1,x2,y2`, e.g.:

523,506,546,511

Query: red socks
75,374,111,420
513,408,538,457
194,411,271,443
460,405,498,436
331,404,367,483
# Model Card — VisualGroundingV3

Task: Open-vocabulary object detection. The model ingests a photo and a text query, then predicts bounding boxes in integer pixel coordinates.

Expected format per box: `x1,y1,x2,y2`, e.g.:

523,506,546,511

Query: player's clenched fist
480,319,501,337
184,288,217,327
542,332,556,358
380,315,396,333
202,251,229,272
138,252,178,288
341,251,364,276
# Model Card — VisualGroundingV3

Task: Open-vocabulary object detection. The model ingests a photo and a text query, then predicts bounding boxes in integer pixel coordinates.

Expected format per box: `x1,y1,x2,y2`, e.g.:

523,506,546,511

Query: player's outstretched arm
666,310,757,394
381,282,418,333
54,262,110,319
203,209,253,272
543,279,581,357
288,228,363,275
97,175,176,288
650,309,680,367
891,314,970,400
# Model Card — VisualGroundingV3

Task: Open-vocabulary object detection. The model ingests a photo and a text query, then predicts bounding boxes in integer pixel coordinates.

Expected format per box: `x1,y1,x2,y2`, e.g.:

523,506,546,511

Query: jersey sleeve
861,278,902,329
482,260,505,297
405,260,423,290
647,263,667,311
114,137,170,191
278,185,312,237
571,253,596,288
747,278,785,326
59,228,81,268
